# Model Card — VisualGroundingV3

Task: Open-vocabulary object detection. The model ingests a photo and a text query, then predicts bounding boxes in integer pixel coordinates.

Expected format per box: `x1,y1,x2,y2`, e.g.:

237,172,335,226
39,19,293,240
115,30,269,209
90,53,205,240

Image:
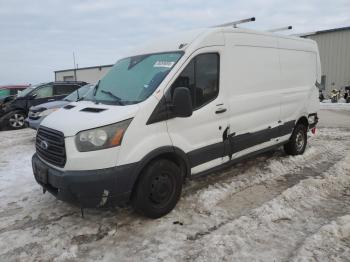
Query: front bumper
32,153,138,208
25,117,43,130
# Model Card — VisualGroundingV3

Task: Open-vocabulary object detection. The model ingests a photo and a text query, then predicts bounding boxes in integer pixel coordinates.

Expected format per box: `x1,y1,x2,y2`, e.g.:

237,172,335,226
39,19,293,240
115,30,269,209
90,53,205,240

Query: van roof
130,27,315,56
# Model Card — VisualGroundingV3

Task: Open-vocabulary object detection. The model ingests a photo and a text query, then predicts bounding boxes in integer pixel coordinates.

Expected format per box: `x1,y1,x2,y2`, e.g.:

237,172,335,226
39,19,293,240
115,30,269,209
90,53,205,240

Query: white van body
32,27,320,218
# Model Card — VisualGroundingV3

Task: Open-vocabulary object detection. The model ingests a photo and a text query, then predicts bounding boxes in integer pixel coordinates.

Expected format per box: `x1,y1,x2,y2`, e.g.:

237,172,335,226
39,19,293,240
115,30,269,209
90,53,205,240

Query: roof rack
268,26,292,33
213,17,256,28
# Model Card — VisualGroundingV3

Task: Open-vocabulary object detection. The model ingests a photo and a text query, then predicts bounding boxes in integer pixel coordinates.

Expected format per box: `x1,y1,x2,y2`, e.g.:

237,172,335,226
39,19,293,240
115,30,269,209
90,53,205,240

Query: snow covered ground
0,110,350,261
320,101,350,111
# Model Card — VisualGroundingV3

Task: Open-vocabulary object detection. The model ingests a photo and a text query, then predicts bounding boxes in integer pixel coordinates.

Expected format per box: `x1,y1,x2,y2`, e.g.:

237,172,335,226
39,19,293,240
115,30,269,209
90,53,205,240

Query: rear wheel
132,159,182,219
5,110,26,130
284,123,307,155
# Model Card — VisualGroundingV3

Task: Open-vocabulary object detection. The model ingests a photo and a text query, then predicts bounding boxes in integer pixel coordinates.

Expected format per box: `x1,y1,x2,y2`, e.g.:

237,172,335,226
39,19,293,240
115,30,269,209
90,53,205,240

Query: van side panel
224,33,281,154
278,38,319,123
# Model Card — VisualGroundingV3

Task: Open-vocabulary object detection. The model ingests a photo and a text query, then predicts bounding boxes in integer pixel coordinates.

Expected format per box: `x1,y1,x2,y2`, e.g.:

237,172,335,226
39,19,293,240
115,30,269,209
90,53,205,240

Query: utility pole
73,52,77,81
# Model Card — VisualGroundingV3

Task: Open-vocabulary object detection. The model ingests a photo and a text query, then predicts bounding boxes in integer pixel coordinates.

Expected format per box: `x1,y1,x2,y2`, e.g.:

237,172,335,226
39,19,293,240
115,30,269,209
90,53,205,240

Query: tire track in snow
183,154,350,261
290,213,350,261
185,147,346,241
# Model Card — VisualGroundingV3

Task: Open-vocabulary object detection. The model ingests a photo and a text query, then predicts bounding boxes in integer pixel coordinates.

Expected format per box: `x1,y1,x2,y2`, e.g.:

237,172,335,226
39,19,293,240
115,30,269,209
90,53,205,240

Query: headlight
75,119,132,152
38,108,59,117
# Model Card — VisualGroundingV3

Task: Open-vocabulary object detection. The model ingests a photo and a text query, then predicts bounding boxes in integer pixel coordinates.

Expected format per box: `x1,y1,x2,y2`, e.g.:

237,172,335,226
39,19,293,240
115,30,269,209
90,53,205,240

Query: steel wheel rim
9,114,25,128
149,172,174,205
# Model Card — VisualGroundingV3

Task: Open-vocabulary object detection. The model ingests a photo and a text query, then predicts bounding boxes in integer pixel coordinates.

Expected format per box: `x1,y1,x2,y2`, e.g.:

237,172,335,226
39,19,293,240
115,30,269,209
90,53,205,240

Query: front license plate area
36,162,48,184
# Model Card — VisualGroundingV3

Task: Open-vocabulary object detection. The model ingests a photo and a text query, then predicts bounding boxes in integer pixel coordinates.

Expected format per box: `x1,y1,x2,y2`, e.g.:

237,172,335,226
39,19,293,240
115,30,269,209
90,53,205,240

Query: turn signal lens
110,129,125,146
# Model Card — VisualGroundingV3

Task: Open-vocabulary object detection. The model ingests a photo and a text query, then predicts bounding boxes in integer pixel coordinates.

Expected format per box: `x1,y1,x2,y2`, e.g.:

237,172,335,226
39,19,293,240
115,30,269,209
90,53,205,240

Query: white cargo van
32,26,320,218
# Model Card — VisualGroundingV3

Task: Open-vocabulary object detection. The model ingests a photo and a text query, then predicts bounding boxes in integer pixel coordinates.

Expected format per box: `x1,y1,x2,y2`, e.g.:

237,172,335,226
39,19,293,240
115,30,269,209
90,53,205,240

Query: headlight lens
75,119,132,152
38,108,59,117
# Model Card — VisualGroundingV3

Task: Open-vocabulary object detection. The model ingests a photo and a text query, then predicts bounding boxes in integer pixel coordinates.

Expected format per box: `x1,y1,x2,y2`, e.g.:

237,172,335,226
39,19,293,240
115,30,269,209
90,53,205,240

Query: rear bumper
32,153,138,208
308,113,318,129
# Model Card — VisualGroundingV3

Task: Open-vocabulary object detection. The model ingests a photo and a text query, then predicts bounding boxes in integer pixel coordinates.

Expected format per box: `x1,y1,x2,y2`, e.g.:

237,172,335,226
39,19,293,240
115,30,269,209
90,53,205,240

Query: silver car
26,84,94,130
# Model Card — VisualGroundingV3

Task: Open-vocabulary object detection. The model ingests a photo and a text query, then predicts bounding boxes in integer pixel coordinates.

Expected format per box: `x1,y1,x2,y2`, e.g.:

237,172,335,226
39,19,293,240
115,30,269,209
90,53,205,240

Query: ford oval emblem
40,140,49,150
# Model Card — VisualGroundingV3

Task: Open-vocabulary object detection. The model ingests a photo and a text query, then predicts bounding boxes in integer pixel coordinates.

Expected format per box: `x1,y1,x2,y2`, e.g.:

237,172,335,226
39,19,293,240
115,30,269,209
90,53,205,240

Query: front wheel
5,110,27,130
132,159,182,219
284,124,307,155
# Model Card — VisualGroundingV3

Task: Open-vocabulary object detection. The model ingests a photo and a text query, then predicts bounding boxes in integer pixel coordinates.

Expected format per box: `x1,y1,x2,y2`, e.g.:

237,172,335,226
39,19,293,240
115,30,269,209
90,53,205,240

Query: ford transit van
32,27,320,218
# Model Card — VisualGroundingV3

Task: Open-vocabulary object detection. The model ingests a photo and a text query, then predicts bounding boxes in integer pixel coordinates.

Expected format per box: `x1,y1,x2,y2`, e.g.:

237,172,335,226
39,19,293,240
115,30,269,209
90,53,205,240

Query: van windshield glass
87,52,183,105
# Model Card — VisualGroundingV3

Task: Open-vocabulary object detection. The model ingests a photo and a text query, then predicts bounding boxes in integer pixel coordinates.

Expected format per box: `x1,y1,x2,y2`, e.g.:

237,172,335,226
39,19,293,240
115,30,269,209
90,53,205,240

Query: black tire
132,159,182,219
284,124,307,155
4,110,27,130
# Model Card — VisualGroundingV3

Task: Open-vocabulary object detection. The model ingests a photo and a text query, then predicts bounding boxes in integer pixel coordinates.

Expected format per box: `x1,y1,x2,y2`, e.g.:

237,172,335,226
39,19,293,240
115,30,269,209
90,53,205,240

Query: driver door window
33,85,53,98
171,53,219,109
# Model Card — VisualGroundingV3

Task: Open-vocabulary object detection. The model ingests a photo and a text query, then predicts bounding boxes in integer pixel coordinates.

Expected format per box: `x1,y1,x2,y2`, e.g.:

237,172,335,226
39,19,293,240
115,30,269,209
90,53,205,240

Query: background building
301,26,350,95
55,64,113,83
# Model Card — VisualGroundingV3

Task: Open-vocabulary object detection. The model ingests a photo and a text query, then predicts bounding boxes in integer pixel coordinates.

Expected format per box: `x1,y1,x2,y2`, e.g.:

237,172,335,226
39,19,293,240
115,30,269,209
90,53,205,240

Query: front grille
36,127,66,167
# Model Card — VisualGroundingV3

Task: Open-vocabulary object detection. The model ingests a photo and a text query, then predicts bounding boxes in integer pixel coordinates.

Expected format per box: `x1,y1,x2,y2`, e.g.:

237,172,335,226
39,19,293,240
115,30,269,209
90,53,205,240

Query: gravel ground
0,108,349,261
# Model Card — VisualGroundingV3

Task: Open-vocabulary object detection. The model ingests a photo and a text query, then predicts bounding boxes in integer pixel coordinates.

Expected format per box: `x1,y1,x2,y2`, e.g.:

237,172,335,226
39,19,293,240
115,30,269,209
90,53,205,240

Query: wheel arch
6,108,27,115
296,115,309,128
130,146,190,198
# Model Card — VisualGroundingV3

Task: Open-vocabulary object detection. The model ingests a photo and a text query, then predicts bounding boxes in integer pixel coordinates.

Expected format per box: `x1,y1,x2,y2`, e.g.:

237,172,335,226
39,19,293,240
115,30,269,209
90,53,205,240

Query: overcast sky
0,0,349,85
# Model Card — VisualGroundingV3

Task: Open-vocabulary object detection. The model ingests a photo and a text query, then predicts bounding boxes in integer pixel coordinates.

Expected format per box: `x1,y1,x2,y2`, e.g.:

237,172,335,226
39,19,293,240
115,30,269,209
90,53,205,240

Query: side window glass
54,85,78,96
170,53,219,109
195,54,219,107
170,60,195,105
33,85,53,98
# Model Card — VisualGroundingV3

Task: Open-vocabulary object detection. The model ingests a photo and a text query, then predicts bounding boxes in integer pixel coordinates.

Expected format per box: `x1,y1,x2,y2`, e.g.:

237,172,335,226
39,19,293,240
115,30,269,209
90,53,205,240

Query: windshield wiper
100,90,124,105
93,80,100,96
76,95,85,102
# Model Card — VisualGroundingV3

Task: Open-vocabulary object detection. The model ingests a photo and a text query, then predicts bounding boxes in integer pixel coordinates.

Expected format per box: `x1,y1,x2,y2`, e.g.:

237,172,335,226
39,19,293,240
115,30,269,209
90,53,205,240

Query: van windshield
87,52,183,105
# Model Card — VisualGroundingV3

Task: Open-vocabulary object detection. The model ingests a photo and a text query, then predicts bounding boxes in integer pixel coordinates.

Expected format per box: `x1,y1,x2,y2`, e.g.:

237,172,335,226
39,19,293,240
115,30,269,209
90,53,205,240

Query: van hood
40,101,140,137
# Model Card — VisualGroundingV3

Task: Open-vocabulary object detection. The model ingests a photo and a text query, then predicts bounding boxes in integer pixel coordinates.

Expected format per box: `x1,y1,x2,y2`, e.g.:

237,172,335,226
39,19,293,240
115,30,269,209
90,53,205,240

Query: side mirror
172,87,193,117
29,93,37,99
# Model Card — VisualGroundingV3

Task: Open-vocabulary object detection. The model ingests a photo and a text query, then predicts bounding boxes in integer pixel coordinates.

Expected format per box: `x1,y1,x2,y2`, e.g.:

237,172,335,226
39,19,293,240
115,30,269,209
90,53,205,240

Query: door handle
48,99,55,101
215,108,227,114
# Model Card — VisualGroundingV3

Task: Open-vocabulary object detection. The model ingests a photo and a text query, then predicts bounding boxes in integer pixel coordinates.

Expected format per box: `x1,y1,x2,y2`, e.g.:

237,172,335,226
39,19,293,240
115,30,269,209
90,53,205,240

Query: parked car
32,26,320,218
344,86,350,103
26,83,95,130
0,85,29,105
0,81,87,130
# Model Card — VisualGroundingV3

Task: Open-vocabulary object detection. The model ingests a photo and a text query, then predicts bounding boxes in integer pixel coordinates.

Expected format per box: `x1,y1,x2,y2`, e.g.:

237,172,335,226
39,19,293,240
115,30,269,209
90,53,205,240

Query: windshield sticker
154,61,175,68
